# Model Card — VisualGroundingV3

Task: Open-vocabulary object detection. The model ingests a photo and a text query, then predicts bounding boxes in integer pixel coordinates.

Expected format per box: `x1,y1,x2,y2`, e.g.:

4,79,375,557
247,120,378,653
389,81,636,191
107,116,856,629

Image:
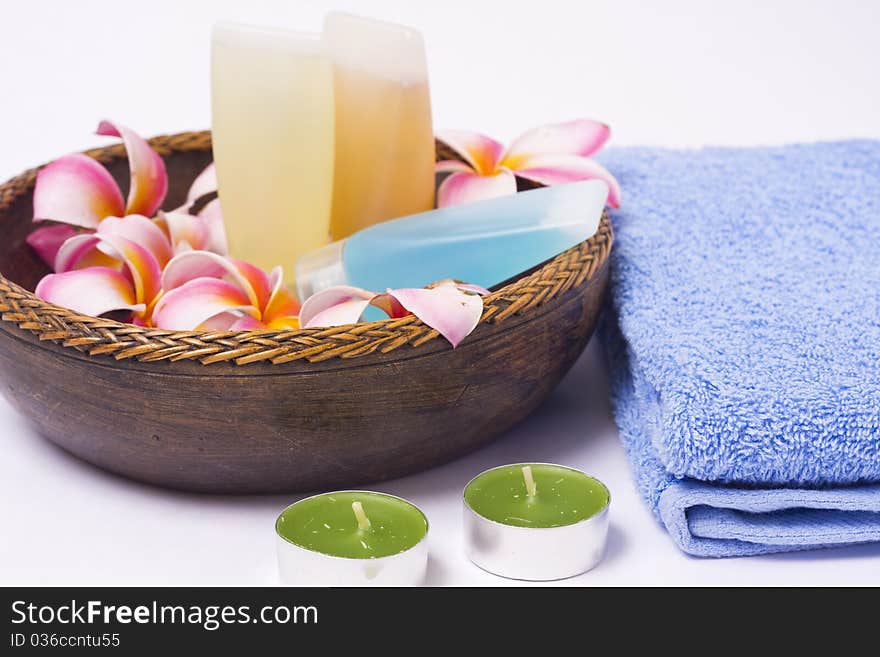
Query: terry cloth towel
598,141,880,557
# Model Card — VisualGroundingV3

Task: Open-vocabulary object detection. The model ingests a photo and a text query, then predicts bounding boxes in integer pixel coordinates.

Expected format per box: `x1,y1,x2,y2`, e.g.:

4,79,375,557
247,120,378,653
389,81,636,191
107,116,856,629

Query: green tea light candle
276,491,429,586
463,463,610,580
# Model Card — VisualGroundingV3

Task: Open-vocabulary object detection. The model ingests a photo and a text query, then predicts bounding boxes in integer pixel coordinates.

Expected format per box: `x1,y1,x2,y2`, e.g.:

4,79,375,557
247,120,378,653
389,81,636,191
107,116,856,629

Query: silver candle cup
276,491,429,586
463,464,610,581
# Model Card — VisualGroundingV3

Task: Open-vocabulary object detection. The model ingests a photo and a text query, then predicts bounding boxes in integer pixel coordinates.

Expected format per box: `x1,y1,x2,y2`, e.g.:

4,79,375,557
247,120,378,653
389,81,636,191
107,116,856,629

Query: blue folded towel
598,141,880,557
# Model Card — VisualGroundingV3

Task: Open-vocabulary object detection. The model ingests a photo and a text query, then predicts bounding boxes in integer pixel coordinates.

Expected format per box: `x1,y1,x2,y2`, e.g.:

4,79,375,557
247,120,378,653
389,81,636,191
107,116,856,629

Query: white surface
1,0,879,586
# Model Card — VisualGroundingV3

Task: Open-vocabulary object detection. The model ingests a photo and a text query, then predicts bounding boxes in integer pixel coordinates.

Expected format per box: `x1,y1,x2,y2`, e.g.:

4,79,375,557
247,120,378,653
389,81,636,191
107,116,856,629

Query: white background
1,0,878,585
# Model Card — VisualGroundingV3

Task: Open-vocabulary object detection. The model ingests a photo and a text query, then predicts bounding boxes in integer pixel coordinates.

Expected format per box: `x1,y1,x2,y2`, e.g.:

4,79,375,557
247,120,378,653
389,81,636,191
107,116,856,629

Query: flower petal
54,234,117,273
264,315,300,330
53,231,162,304
186,162,217,206
98,215,173,266
262,267,301,325
152,277,258,331
162,250,231,289
436,169,517,207
428,279,492,296
513,155,621,208
192,311,255,331
229,258,272,310
304,299,373,328
300,285,376,328
33,153,125,229
435,159,474,174
370,292,408,319
198,198,228,255
156,210,209,254
96,120,168,217
436,130,506,175
26,224,80,269
228,314,266,330
387,285,484,347
94,233,164,303
162,251,264,308
503,120,610,167
35,267,144,317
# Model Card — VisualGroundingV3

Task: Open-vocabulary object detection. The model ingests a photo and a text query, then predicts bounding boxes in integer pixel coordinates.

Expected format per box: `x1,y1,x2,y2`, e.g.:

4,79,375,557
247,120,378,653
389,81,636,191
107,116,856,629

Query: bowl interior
0,139,541,294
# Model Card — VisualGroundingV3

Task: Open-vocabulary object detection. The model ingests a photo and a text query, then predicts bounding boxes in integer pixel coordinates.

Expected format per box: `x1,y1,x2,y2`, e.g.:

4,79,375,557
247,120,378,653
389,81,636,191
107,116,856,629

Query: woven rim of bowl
0,131,613,366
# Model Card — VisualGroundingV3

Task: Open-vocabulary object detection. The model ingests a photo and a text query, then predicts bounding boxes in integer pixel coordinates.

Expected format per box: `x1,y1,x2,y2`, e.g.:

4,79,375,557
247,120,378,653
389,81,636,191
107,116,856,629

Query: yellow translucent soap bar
323,12,436,241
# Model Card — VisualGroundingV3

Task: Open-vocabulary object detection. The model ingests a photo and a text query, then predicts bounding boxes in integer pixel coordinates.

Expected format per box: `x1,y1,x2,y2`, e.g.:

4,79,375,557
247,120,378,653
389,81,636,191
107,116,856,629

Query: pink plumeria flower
26,120,223,267
436,119,621,209
299,280,490,348
155,198,227,257
152,251,301,331
35,208,227,324
154,162,227,255
36,216,167,321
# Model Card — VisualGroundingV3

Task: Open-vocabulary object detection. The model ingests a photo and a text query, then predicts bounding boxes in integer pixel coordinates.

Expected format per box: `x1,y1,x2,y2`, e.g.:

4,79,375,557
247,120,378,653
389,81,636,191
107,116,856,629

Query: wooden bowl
0,131,613,493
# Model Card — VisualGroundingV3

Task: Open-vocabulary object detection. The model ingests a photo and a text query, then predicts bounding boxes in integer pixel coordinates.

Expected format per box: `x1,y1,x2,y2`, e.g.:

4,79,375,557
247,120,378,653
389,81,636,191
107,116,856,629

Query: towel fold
598,141,880,557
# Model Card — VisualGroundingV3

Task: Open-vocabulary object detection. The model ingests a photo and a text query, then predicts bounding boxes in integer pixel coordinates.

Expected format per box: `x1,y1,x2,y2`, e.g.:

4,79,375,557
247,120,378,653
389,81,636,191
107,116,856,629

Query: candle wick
352,501,372,532
522,466,537,498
